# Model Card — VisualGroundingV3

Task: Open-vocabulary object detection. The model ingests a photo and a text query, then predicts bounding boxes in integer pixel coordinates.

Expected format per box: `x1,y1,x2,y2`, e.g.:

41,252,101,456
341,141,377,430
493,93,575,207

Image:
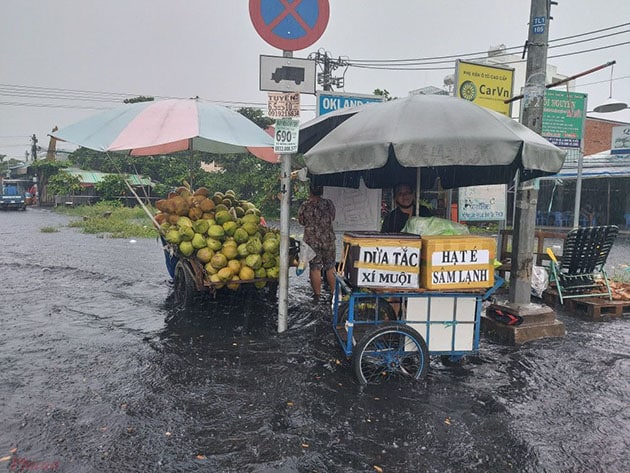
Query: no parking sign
249,0,329,51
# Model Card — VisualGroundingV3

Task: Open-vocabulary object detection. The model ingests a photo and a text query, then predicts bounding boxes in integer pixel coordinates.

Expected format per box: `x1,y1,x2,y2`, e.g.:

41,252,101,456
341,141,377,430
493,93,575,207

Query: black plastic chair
547,225,618,304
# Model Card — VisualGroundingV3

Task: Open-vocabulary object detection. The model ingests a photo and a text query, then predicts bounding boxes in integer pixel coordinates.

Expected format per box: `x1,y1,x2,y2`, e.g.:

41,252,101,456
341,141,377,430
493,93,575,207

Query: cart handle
482,274,505,301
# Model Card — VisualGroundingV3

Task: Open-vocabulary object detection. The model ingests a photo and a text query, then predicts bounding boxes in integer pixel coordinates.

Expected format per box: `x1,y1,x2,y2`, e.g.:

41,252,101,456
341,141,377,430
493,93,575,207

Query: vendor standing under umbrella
381,183,431,233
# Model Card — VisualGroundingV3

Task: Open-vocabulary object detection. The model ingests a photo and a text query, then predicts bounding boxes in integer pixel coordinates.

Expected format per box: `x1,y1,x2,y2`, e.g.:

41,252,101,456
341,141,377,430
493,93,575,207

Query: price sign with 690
274,118,300,153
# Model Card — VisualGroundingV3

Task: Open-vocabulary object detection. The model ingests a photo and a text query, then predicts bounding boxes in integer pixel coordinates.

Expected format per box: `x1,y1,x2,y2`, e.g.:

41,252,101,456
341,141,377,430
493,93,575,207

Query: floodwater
1,208,628,473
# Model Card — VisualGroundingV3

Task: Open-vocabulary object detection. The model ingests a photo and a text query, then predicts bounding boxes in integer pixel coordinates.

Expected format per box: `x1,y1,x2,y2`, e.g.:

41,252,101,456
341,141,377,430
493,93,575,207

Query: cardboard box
342,231,422,289
420,235,496,290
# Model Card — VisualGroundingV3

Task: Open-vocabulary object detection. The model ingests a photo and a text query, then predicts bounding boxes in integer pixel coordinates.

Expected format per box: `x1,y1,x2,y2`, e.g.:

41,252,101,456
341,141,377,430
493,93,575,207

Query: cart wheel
173,261,196,308
353,325,428,385
337,299,396,327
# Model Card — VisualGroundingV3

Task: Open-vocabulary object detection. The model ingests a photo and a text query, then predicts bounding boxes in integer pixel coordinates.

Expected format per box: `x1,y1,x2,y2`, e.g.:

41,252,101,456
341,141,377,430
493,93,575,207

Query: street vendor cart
332,231,503,385
296,95,566,381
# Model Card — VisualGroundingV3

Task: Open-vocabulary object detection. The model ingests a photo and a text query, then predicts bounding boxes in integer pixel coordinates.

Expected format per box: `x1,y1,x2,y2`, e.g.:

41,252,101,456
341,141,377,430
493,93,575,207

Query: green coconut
206,238,222,251
165,229,181,244
207,224,225,240
196,247,214,264
191,233,207,249
179,240,194,257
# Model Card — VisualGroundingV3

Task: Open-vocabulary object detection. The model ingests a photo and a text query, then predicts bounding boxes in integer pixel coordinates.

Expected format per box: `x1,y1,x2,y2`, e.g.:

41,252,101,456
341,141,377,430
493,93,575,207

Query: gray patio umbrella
298,94,566,189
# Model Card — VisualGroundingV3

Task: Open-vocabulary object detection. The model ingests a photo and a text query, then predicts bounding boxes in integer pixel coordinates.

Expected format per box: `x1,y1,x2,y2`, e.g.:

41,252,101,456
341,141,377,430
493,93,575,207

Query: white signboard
458,184,506,221
356,267,419,288
324,181,381,231
273,118,299,153
428,248,491,286
612,125,630,155
260,55,316,94
355,244,421,289
267,92,300,118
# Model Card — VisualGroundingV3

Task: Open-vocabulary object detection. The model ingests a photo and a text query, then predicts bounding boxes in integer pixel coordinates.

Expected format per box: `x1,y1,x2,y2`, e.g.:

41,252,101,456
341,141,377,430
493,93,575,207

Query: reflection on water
0,209,628,472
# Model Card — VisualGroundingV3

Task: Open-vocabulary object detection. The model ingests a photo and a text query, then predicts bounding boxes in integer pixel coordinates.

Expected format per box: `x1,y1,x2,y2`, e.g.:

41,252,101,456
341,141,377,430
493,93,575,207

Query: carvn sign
249,0,329,51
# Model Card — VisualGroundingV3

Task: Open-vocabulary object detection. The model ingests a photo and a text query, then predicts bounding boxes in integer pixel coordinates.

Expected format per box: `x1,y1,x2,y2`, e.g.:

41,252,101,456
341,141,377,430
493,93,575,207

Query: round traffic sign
249,0,329,51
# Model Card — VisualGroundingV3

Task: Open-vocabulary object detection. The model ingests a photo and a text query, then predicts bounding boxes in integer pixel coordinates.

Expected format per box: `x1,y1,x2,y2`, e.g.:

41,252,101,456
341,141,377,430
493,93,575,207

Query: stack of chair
547,225,619,304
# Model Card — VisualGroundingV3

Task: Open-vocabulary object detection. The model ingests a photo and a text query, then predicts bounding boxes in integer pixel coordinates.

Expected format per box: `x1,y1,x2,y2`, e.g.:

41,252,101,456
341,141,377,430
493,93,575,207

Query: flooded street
1,208,628,473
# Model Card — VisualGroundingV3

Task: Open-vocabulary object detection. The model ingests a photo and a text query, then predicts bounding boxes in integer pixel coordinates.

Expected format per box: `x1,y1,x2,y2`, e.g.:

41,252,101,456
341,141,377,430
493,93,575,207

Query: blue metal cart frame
331,275,504,385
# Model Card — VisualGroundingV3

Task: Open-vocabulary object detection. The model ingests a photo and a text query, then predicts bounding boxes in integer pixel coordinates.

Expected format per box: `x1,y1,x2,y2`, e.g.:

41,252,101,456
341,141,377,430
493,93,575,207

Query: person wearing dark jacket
381,183,431,233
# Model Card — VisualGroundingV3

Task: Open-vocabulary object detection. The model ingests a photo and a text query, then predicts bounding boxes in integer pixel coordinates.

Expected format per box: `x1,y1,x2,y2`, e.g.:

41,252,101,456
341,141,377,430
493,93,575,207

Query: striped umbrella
51,98,277,162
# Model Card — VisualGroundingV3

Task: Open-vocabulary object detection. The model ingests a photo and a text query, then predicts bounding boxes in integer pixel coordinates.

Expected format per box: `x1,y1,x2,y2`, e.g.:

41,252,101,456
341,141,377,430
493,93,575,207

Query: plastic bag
531,265,549,298
402,216,470,236
296,240,316,276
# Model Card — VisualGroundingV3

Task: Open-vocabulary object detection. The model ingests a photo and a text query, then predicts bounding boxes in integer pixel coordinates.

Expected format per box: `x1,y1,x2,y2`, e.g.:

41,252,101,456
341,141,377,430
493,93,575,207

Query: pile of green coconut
155,186,279,289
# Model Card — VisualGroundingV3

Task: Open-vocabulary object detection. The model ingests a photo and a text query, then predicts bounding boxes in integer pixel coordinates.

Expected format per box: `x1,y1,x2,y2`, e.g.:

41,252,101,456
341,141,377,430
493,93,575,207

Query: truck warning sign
260,55,316,94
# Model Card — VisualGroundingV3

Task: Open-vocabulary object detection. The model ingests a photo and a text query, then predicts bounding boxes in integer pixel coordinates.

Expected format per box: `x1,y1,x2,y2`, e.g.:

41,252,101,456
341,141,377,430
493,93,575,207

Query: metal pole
278,50,293,333
509,0,552,305
573,96,588,227
278,152,291,332
606,180,611,225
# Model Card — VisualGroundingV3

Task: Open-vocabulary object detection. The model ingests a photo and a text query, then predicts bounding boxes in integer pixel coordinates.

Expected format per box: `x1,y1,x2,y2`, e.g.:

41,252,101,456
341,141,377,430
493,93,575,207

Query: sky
1,0,629,161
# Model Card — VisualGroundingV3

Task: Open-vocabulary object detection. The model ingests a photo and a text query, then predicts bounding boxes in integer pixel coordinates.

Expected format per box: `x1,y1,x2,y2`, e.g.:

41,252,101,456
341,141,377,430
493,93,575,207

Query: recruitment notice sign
455,60,514,116
267,92,300,119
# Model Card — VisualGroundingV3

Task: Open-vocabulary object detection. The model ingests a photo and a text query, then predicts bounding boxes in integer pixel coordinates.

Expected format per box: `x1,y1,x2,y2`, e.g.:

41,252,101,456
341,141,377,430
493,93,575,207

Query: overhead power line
348,29,630,70
348,21,630,65
0,23,627,113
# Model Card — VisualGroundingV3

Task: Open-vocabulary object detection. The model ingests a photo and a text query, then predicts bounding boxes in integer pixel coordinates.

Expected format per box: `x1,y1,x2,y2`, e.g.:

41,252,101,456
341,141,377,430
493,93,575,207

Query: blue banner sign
316,91,383,116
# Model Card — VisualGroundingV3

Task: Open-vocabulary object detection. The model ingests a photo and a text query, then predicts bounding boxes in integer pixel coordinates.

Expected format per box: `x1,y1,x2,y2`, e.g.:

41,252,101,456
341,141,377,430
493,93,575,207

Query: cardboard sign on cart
342,232,422,289
420,235,496,290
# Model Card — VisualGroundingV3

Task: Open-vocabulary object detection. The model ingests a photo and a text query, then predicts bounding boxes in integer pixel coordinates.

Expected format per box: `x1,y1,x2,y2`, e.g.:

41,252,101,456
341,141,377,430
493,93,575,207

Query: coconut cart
156,187,301,308
163,227,300,308
330,231,504,385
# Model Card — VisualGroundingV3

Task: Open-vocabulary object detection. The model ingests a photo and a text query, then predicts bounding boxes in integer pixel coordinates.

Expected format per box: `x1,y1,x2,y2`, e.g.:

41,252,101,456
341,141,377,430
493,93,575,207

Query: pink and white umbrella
52,98,278,163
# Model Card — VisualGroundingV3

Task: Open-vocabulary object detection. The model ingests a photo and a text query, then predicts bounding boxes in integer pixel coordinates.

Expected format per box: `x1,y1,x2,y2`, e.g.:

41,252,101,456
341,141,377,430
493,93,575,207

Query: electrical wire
0,24,627,115
349,21,630,64
349,33,630,70
349,39,630,71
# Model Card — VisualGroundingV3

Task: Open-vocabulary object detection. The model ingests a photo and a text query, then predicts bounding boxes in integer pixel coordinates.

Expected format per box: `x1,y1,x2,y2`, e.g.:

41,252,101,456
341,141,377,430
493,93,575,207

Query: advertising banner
542,90,587,148
455,60,514,116
273,118,299,153
611,125,630,155
458,184,507,221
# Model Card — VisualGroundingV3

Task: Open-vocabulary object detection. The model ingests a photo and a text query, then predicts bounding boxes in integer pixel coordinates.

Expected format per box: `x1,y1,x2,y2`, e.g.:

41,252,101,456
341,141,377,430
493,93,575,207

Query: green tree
96,174,128,201
373,88,396,101
29,159,68,203
237,107,274,129
46,171,82,196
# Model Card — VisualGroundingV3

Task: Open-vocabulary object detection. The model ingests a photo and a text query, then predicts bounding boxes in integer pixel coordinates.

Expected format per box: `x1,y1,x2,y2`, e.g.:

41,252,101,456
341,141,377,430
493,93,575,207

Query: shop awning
539,150,630,180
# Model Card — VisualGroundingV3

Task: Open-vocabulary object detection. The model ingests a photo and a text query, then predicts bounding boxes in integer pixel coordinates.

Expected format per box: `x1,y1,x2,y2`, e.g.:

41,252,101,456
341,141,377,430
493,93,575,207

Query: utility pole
30,134,38,161
311,49,345,91
509,0,555,305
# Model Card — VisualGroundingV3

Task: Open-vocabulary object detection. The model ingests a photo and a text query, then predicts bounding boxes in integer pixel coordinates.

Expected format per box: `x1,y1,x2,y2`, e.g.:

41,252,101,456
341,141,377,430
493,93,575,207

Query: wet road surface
0,208,628,472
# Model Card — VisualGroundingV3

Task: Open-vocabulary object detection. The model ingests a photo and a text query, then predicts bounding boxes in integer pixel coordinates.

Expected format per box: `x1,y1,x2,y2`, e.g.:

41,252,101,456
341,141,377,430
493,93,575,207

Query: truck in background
0,179,34,210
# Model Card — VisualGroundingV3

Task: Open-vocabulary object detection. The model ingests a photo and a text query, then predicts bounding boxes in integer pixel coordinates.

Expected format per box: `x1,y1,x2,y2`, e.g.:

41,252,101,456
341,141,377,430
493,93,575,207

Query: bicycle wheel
173,261,196,308
336,298,396,327
353,325,428,385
